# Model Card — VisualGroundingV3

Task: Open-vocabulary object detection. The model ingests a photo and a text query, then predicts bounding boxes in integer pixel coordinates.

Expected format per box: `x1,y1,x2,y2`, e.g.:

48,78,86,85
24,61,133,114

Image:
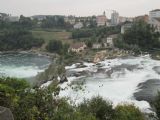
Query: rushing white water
0,53,51,78
60,55,160,113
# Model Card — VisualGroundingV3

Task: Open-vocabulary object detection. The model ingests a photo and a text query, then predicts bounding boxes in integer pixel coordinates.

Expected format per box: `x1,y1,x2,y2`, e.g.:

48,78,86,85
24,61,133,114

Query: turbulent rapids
0,53,51,78
1,53,160,113
59,55,160,113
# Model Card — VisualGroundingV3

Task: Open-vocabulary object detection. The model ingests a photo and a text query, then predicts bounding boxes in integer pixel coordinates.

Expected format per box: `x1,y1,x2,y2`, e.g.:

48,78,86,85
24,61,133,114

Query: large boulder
0,106,14,120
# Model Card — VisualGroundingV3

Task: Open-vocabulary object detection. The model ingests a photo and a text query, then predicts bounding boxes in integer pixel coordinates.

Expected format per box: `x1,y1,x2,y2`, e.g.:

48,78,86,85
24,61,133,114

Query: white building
111,11,119,26
149,18,160,32
121,22,133,34
92,43,102,49
149,9,160,18
149,9,160,32
74,22,83,29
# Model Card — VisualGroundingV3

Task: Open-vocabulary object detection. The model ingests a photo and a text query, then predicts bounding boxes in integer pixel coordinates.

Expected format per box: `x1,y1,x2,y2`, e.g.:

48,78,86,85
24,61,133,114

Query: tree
78,96,115,120
114,104,145,120
123,21,160,50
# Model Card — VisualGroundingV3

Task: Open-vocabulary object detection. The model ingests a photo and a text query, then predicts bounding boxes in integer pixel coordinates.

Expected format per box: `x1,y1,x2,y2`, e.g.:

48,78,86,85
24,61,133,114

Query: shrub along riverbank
0,77,148,120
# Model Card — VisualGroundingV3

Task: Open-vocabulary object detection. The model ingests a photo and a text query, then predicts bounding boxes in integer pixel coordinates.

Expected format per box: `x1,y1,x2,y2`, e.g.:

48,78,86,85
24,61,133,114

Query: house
149,9,160,18
69,43,87,53
149,9,160,32
149,18,160,32
104,37,114,48
96,12,107,26
121,21,133,34
92,43,102,49
104,34,117,48
74,22,83,29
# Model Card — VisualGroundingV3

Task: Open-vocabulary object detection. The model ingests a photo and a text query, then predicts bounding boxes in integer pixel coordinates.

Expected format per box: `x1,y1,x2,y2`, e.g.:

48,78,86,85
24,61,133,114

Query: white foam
60,55,160,113
0,65,44,78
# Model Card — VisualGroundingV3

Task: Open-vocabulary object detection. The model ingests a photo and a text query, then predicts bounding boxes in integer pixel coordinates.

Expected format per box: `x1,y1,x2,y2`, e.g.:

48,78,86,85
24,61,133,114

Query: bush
78,96,115,120
114,104,145,120
46,39,69,54
0,29,44,51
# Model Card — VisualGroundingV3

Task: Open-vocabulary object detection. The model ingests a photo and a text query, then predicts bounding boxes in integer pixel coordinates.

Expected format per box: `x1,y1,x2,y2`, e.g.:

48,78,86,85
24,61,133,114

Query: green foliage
0,77,30,108
120,21,160,51
0,78,146,120
78,96,115,120
46,39,69,54
0,29,44,51
72,29,95,39
114,104,145,120
41,16,70,29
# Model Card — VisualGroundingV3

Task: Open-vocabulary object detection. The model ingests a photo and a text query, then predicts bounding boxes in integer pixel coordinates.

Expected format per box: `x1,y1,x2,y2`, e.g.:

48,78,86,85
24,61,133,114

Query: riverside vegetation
0,15,160,120
0,77,146,120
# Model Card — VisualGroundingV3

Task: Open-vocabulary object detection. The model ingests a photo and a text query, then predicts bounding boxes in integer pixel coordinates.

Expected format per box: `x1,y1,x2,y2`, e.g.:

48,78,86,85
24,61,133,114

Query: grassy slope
31,29,74,51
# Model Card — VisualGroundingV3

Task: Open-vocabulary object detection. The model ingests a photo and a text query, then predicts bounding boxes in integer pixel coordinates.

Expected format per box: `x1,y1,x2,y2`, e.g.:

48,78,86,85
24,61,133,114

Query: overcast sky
0,0,159,17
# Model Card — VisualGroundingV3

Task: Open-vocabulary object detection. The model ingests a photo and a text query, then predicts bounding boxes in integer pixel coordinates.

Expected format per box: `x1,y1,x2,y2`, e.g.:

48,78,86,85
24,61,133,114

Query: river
1,53,160,113
0,52,51,82
59,55,160,113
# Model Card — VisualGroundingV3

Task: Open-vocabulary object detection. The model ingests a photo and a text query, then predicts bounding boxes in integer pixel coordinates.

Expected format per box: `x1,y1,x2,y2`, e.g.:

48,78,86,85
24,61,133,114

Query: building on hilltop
149,9,160,32
96,11,107,26
74,22,83,29
149,9,160,18
134,15,149,23
111,11,119,26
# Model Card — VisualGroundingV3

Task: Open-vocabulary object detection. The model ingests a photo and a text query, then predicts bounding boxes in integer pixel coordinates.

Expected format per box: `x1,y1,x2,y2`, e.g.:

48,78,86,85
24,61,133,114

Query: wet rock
153,66,160,74
59,76,68,83
134,79,160,103
0,106,14,120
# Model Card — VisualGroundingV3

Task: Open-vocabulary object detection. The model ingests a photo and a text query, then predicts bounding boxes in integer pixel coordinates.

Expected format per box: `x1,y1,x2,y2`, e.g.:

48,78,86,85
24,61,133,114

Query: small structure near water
69,43,87,53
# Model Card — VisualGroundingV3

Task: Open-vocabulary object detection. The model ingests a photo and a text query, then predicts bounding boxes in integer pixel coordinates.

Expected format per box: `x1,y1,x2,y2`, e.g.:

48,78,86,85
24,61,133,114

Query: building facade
149,9,160,32
96,12,107,26
74,22,83,29
111,11,119,26
69,43,87,53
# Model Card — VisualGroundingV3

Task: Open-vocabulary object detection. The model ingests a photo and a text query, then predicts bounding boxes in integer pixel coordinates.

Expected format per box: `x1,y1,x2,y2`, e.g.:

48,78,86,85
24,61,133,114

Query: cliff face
93,50,107,63
0,106,14,120
93,49,131,63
